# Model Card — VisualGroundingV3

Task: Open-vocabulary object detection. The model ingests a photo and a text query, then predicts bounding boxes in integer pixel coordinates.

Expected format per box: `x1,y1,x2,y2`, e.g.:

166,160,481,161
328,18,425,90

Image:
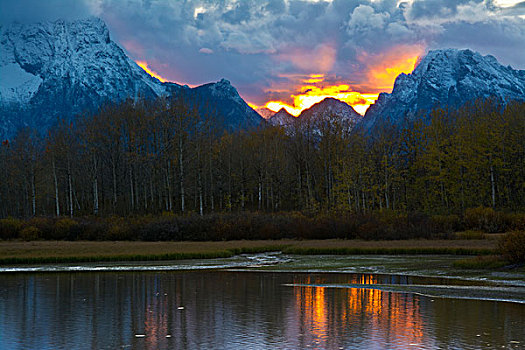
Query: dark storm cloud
431,19,525,68
407,0,479,20
0,0,93,23
1,0,524,105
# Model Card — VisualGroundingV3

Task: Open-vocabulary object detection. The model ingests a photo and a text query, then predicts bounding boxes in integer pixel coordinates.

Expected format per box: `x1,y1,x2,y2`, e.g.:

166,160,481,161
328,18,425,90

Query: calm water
1,267,524,350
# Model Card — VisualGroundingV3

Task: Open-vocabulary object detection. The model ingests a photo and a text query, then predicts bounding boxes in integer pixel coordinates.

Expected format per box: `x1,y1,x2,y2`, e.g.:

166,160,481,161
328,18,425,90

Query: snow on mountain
4,19,519,140
299,97,362,125
261,98,362,129
0,17,176,138
268,108,295,126
267,98,362,136
0,18,263,139
362,48,525,130
0,63,43,103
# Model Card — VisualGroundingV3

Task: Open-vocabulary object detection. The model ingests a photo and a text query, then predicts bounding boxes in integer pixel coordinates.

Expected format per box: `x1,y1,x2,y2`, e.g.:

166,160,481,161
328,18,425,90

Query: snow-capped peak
362,48,525,130
267,98,362,133
0,18,264,138
299,98,362,124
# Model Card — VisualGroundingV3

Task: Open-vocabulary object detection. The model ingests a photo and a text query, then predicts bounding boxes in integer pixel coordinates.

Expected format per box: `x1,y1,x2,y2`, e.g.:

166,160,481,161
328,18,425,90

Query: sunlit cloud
252,45,423,117
199,48,214,54
303,74,325,84
278,44,337,73
358,45,424,92
251,74,380,116
194,6,207,19
492,0,522,8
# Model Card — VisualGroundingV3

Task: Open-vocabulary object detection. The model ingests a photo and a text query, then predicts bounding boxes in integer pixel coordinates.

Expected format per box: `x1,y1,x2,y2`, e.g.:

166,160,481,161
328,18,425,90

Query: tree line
1,96,524,219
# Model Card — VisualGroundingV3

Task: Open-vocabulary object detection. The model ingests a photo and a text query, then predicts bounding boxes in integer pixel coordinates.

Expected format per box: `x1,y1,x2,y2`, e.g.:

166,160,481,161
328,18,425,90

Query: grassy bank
0,240,290,265
280,239,496,256
452,256,509,269
0,239,498,265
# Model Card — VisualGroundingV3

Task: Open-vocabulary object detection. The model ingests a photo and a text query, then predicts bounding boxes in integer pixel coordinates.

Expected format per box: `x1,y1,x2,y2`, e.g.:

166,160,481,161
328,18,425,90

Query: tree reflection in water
1,271,523,350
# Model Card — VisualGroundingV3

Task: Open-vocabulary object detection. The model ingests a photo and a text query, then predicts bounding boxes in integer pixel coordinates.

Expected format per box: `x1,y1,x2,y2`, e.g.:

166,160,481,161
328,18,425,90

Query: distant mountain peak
267,97,362,130
317,97,342,104
268,107,295,126
192,78,263,129
301,98,361,122
196,78,243,104
254,107,275,119
275,108,294,117
362,48,525,131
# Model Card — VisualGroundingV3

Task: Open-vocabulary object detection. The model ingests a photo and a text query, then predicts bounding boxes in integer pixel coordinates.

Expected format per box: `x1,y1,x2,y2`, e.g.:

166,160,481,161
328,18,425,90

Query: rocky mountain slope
0,18,263,139
299,97,362,125
269,98,362,133
190,79,263,130
254,107,275,119
268,108,295,126
362,49,525,130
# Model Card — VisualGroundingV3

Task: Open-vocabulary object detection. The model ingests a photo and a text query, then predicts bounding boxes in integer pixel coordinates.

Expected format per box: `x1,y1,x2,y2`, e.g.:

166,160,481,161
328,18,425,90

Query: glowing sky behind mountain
251,45,423,115
1,0,524,115
136,61,168,83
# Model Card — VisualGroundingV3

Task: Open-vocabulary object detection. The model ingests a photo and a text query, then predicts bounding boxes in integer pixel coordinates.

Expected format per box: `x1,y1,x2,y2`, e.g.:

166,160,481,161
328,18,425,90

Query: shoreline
0,239,497,265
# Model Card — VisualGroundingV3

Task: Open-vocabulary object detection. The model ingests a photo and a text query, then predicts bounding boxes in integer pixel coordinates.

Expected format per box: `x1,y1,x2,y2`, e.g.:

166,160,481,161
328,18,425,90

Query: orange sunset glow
252,48,422,116
361,45,424,91
261,79,380,116
135,48,422,117
136,61,169,83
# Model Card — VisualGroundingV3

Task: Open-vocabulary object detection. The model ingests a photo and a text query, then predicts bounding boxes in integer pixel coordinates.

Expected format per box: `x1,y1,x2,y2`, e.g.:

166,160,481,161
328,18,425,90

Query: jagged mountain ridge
268,108,295,126
254,107,275,119
2,18,522,139
190,78,263,130
0,18,263,139
267,98,362,131
362,48,525,130
299,97,361,124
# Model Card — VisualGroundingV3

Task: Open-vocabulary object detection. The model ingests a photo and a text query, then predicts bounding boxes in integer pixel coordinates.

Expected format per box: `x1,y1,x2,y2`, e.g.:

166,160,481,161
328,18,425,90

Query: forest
0,95,524,241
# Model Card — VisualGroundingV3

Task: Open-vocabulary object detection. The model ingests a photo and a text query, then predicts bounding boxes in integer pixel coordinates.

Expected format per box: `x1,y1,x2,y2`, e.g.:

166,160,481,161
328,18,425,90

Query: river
1,253,524,349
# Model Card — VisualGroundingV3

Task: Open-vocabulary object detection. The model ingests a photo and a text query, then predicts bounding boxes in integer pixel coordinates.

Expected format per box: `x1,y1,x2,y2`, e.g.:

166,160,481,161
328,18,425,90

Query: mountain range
0,18,263,139
267,98,362,132
1,18,524,140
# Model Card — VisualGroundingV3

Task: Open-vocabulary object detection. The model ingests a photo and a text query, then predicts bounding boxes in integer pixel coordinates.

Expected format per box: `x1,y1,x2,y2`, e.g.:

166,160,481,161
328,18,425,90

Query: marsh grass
453,256,508,269
0,240,290,265
283,247,494,256
0,239,497,265
453,230,484,240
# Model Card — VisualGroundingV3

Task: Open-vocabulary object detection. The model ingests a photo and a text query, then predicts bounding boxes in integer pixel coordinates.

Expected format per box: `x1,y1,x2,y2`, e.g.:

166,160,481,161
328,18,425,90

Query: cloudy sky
1,0,524,114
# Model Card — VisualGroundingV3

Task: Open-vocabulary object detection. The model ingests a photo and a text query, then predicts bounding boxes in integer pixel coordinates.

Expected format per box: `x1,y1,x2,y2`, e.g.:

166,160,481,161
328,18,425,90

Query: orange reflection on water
140,292,171,350
292,275,426,348
299,278,328,336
